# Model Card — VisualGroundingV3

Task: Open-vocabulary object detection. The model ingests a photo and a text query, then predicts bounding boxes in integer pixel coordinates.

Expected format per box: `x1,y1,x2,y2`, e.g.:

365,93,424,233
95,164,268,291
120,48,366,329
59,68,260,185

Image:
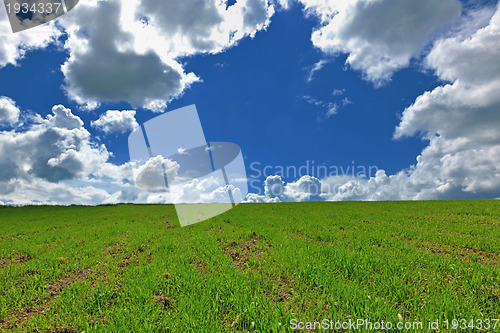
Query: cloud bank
0,102,247,205
249,2,500,202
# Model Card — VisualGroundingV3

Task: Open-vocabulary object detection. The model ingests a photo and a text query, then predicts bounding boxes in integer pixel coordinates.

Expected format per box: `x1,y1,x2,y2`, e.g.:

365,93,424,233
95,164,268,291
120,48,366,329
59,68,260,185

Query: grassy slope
0,200,499,332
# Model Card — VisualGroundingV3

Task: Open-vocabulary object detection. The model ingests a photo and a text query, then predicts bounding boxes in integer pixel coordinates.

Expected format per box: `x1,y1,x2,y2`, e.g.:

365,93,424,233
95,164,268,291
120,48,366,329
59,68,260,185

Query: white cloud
2,0,276,112
134,156,179,191
341,97,352,106
300,0,462,84
91,110,139,134
0,178,112,206
332,88,345,96
56,0,275,111
0,96,20,125
444,4,498,41
0,0,274,112
307,59,328,82
126,172,241,205
0,8,60,68
132,0,274,57
245,192,275,203
302,95,338,117
285,175,324,201
325,104,339,117
247,175,326,202
264,175,285,199
58,0,196,111
48,104,84,130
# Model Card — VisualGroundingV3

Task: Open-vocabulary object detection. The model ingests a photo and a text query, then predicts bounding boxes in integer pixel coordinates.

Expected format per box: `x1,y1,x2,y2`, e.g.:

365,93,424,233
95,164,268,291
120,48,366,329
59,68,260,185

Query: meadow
0,200,499,332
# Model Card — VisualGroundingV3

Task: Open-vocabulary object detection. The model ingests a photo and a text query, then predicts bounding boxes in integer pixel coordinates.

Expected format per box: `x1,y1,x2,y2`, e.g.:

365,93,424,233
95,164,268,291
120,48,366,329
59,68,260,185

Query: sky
0,0,499,205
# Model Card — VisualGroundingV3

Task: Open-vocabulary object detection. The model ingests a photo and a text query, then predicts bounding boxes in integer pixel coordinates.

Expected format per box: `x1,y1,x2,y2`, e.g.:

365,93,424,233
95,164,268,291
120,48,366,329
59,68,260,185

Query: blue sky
0,0,499,205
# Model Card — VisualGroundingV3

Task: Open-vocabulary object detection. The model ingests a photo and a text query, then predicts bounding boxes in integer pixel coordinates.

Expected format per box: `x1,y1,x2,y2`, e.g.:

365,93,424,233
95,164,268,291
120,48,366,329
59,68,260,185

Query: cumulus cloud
134,156,179,191
391,4,500,199
91,110,139,134
0,105,109,185
47,105,84,130
0,102,189,206
300,0,462,84
247,175,327,202
58,0,196,111
133,0,274,56
0,96,20,125
264,175,285,199
120,172,242,205
285,175,324,201
0,103,129,204
55,0,275,110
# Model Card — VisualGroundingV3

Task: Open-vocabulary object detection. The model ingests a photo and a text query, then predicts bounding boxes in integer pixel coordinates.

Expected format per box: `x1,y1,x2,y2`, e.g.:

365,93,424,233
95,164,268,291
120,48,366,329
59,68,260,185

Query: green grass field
0,201,499,332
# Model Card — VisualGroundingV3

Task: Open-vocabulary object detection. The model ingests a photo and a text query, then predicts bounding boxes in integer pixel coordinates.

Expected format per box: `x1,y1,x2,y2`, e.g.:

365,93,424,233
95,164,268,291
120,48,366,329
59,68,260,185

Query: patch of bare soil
205,226,223,233
191,257,209,276
0,252,31,269
103,242,152,268
152,211,175,229
19,269,41,278
117,245,151,268
223,232,270,269
282,228,333,244
0,224,76,241
102,242,124,257
480,284,500,300
163,220,175,229
153,271,177,315
0,269,90,330
154,296,175,310
404,237,500,265
272,275,294,302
